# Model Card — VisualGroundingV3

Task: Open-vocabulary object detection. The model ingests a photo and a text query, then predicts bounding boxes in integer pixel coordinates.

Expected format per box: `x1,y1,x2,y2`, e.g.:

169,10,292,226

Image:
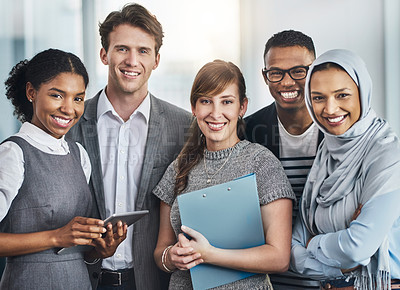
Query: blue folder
177,173,265,290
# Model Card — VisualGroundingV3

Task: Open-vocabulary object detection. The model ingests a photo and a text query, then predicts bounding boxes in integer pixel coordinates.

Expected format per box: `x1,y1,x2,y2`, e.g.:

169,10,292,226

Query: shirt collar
136,92,150,124
19,122,69,153
97,88,150,124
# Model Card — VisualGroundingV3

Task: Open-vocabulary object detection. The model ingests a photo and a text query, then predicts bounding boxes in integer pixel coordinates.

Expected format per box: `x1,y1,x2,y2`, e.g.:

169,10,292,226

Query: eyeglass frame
262,65,310,83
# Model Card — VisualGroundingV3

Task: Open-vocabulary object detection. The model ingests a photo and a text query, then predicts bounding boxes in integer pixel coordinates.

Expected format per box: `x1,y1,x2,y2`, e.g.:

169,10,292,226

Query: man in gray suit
67,3,192,290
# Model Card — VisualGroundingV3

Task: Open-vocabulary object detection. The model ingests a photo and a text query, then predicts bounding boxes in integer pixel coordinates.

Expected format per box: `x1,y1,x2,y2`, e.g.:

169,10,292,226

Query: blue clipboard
177,173,265,290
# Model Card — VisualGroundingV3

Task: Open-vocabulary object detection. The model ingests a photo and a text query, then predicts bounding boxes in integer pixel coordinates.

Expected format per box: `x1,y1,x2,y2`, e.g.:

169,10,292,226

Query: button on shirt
97,89,149,270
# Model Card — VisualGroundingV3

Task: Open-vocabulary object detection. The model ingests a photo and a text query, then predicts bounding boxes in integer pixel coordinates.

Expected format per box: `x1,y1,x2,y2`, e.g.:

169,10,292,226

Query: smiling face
310,67,361,135
28,72,86,139
191,83,247,151
264,46,314,112
100,24,160,101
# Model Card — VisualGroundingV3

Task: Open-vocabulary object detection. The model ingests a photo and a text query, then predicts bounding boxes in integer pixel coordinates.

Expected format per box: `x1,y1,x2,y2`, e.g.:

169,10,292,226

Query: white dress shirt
0,122,91,222
97,89,149,270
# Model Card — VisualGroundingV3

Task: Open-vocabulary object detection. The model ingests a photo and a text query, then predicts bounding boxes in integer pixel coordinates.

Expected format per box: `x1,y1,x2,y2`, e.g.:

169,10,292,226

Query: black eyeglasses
262,65,310,83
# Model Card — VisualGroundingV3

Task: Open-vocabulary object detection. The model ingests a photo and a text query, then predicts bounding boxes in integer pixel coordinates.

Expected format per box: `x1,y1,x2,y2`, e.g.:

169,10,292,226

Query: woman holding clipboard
153,60,295,289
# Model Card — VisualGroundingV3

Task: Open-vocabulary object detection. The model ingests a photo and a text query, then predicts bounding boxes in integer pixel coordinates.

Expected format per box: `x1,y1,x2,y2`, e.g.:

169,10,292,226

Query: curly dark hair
263,30,316,61
99,3,164,55
5,48,89,123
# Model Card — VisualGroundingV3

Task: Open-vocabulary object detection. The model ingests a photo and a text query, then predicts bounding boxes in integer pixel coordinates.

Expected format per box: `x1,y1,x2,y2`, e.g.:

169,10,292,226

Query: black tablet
103,210,149,228
57,210,149,255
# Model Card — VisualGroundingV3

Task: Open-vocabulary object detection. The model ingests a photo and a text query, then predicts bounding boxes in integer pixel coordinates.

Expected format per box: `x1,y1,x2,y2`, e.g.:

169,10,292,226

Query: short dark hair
263,30,316,60
99,3,164,54
5,48,89,123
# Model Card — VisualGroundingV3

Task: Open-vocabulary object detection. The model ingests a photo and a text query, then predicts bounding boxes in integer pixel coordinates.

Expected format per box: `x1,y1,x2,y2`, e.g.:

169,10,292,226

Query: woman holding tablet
0,49,126,289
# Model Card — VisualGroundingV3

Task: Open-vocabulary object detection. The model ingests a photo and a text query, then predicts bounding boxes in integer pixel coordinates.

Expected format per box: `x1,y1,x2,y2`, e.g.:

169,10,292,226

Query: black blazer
244,102,324,158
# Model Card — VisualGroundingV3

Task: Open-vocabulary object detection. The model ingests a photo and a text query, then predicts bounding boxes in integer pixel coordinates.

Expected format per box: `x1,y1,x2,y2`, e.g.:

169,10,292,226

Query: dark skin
0,74,128,260
85,221,128,261
263,46,315,135
0,217,127,260
0,217,104,257
275,106,314,135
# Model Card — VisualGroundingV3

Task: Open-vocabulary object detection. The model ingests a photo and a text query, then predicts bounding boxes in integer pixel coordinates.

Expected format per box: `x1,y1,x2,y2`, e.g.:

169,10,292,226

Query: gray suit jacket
67,90,192,290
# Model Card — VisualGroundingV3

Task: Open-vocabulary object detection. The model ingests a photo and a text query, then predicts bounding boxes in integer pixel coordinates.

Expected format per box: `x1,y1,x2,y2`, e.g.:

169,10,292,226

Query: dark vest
0,136,92,289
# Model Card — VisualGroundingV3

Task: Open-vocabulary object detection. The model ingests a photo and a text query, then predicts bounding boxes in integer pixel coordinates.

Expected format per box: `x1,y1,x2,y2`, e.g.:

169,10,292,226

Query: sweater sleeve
152,160,177,206
252,147,296,205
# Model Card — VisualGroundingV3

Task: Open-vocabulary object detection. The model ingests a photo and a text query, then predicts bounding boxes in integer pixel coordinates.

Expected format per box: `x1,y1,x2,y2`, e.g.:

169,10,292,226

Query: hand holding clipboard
177,173,264,290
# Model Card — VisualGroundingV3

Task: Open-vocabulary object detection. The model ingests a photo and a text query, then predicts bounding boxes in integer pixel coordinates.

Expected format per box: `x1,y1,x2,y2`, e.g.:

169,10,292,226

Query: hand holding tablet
57,210,149,255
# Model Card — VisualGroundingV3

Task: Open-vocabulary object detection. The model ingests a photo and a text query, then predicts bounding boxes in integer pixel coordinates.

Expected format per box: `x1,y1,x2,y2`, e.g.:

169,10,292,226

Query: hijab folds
301,49,400,289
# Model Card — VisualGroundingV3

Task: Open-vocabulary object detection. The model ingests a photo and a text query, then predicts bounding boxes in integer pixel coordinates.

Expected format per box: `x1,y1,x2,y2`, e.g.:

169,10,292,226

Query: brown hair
99,3,164,55
174,60,247,195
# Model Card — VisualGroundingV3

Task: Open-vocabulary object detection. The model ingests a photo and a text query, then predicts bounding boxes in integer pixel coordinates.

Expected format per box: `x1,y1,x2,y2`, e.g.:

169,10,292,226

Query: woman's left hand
89,221,128,259
180,225,213,262
164,225,208,271
351,204,363,222
306,236,314,248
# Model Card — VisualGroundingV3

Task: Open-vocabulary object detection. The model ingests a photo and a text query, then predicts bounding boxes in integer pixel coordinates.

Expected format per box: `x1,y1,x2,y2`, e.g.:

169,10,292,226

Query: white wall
1,0,399,139
384,0,400,134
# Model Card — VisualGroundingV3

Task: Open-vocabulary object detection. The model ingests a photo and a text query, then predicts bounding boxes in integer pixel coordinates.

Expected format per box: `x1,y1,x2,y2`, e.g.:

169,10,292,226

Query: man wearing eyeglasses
245,30,323,290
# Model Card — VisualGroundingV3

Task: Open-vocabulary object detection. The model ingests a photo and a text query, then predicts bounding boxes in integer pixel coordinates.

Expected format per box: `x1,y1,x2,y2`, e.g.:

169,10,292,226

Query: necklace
203,148,234,184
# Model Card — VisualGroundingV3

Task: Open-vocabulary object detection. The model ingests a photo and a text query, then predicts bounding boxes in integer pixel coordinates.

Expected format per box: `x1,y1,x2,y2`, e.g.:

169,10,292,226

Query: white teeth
123,71,139,76
53,116,71,125
208,123,224,129
328,116,345,123
281,91,298,99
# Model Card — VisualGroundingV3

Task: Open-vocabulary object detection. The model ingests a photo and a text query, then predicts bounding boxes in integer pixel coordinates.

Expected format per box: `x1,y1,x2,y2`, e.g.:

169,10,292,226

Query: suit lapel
82,93,107,219
136,95,163,210
269,104,280,158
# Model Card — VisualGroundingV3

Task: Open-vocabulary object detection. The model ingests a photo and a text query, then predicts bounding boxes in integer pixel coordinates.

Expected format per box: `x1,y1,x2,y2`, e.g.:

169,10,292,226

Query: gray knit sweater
153,140,295,290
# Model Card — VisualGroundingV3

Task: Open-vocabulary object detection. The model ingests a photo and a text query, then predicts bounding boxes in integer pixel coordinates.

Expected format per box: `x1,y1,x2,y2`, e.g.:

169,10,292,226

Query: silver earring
29,99,33,103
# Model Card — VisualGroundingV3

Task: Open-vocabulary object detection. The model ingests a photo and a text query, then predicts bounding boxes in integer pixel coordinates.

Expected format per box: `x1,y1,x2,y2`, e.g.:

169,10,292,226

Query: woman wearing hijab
290,49,400,290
